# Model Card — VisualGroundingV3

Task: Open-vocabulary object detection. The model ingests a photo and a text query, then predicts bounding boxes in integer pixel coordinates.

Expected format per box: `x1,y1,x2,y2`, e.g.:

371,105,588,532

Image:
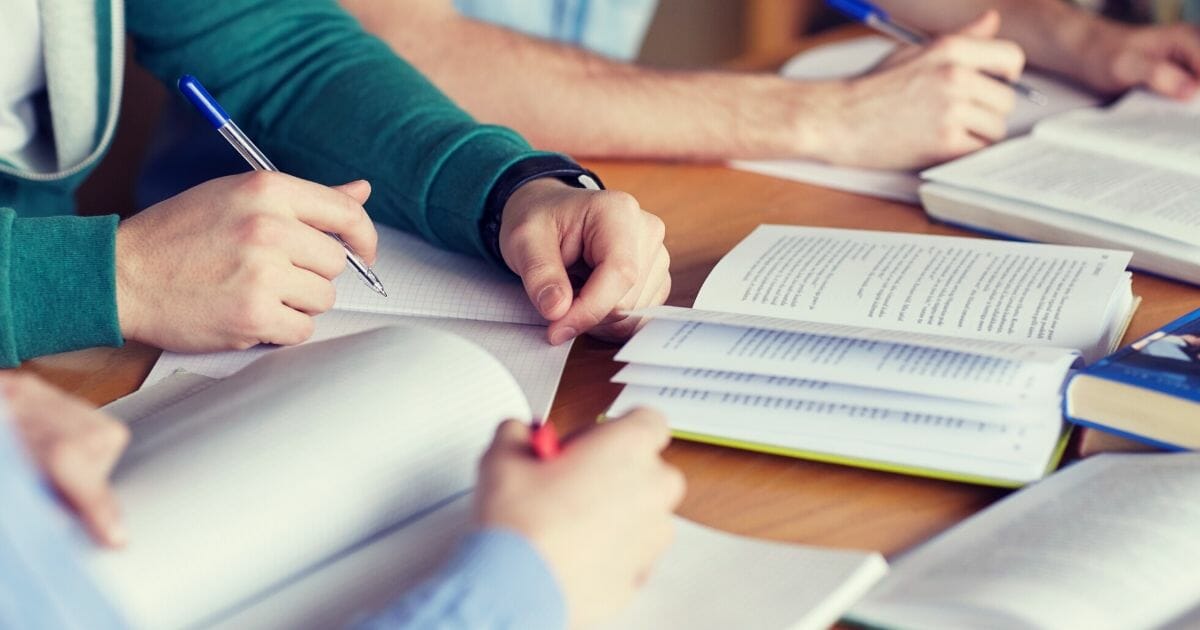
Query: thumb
956,9,1000,39
331,179,372,205
1145,59,1199,100
504,220,573,323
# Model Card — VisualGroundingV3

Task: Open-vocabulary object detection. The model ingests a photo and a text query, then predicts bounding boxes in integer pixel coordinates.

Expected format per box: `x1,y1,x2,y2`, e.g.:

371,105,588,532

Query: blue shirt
0,414,563,629
453,0,659,61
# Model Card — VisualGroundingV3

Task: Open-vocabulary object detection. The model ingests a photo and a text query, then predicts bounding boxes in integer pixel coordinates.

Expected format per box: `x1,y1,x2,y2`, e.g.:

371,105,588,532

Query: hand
475,410,685,628
115,173,378,352
817,10,1024,169
499,178,670,345
1,373,129,547
1073,20,1200,100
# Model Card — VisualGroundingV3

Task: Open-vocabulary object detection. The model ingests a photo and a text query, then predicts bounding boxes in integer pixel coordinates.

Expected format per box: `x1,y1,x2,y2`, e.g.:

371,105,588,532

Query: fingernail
550,327,578,346
537,285,564,316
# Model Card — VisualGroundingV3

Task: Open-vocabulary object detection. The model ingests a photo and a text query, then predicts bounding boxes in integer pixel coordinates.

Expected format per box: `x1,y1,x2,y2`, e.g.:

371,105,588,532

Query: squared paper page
615,318,1074,406
144,311,571,417
729,36,1101,203
216,494,888,630
609,385,1063,484
90,328,530,629
693,225,1131,360
849,453,1200,630
612,364,1056,424
923,136,1200,247
333,223,542,326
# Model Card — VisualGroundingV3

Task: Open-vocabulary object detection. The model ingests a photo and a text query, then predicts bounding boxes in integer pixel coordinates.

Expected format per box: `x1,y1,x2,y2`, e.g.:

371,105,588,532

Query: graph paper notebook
144,224,571,416
96,328,886,630
608,225,1137,486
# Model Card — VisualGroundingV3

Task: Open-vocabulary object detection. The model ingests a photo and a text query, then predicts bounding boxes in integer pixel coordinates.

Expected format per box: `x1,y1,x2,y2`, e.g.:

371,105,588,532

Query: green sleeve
0,209,122,367
124,0,548,261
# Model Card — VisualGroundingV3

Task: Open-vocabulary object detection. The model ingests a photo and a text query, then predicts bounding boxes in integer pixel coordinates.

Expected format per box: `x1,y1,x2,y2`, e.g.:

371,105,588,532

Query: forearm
876,0,1105,78
344,0,837,161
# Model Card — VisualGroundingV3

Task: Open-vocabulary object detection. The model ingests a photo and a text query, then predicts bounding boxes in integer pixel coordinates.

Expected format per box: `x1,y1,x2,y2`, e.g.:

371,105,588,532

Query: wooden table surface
25,160,1200,559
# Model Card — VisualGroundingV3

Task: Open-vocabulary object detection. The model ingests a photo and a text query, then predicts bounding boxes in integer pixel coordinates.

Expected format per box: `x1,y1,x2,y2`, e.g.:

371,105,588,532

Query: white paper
692,225,1131,361
730,36,1102,203
608,385,1063,484
89,327,530,629
850,453,1200,630
614,318,1072,406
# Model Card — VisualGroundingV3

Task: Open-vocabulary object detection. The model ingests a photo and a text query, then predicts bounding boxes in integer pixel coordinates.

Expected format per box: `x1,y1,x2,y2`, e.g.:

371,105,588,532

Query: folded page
849,453,1200,630
144,311,571,417
90,327,530,629
613,364,1058,423
693,225,1132,360
615,319,1077,406
609,385,1063,485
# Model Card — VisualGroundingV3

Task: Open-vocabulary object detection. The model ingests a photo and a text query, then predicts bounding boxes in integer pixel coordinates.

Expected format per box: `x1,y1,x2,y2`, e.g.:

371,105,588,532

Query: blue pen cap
177,74,231,129
826,0,887,22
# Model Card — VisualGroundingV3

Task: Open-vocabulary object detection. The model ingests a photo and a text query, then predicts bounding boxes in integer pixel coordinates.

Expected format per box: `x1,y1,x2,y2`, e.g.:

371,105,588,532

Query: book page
615,319,1077,405
216,494,888,630
729,36,1101,203
333,224,542,326
1035,90,1200,173
88,327,531,629
143,310,571,417
608,385,1063,485
849,453,1200,630
693,225,1132,360
613,364,1058,424
924,136,1200,247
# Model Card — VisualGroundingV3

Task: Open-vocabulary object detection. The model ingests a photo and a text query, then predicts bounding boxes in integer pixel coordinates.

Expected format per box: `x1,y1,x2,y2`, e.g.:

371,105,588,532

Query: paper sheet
729,36,1103,203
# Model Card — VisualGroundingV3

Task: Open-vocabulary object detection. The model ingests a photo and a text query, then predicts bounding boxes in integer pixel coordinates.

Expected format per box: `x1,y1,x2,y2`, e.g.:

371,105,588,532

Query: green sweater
0,0,545,366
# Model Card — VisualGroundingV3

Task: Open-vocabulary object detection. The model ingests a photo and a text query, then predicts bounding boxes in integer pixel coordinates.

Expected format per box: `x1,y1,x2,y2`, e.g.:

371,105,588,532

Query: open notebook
608,225,1137,486
97,327,886,630
729,36,1102,203
145,223,571,416
921,90,1200,284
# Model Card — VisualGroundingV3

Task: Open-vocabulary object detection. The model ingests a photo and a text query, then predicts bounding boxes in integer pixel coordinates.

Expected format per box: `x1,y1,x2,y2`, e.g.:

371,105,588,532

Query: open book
847,453,1200,630
607,225,1136,486
94,326,886,629
144,223,571,416
730,36,1102,203
922,91,1200,284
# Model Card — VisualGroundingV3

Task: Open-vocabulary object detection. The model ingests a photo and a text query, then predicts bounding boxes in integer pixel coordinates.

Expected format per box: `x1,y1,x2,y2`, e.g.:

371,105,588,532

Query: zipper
0,0,126,182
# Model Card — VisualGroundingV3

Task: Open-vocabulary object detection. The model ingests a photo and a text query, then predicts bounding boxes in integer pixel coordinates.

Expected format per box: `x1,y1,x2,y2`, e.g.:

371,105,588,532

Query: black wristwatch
480,155,604,265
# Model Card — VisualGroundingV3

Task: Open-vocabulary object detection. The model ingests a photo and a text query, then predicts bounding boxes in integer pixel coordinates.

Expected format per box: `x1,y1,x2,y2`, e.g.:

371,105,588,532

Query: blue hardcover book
1065,308,1200,451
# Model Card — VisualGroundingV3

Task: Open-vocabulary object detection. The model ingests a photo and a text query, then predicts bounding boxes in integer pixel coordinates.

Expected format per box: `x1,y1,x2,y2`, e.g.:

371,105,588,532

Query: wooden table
26,160,1200,559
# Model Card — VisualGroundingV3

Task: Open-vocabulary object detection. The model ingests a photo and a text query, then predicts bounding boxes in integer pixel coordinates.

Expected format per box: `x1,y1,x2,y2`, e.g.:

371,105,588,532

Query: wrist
733,75,843,161
113,222,145,343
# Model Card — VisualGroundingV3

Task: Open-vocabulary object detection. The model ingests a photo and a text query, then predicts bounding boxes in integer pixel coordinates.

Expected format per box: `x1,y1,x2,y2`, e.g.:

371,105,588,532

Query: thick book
920,90,1200,285
93,326,887,630
145,223,572,416
846,453,1200,630
608,225,1137,486
1065,308,1200,450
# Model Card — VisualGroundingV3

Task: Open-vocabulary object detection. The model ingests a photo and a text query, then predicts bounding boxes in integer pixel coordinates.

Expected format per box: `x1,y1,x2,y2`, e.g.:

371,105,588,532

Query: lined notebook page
144,311,571,417
333,224,542,326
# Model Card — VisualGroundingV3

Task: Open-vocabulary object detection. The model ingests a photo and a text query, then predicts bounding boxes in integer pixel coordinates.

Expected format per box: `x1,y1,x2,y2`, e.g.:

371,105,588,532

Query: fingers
280,220,349,280
280,177,378,266
1147,60,1198,100
504,219,574,324
928,14,1025,83
256,303,316,347
281,268,337,316
587,246,671,341
587,408,672,455
956,9,1000,40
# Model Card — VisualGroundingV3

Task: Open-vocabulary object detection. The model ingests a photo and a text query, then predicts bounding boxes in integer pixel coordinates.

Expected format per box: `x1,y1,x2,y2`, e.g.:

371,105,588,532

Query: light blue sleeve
0,414,126,630
452,0,659,60
359,528,566,630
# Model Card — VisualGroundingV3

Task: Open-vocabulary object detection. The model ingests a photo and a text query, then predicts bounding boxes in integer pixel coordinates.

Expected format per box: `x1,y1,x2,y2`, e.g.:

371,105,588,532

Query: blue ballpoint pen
826,0,1047,105
177,74,388,297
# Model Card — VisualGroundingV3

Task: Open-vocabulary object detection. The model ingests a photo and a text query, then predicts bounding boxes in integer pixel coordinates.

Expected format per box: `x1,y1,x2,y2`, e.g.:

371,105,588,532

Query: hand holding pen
827,0,1047,105
178,75,388,297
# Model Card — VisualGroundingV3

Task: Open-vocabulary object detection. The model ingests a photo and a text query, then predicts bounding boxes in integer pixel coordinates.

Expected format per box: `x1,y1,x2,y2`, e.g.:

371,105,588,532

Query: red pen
530,418,561,460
